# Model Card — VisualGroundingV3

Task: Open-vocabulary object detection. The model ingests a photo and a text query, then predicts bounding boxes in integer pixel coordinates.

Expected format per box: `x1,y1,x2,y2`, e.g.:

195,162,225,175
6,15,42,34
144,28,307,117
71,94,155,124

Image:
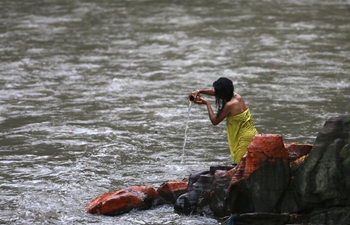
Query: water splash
181,101,192,164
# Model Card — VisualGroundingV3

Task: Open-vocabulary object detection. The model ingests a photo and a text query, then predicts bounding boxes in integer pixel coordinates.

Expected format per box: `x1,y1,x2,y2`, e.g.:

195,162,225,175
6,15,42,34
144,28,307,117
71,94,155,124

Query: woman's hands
193,96,207,105
191,89,200,98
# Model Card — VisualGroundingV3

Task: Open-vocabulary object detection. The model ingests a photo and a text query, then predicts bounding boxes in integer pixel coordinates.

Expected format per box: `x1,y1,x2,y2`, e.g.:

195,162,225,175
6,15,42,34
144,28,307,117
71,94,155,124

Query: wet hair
213,77,234,116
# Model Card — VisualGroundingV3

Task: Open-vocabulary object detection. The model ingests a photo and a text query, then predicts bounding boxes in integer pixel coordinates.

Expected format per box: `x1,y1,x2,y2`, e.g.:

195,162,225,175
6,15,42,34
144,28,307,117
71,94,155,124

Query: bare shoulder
234,92,243,101
233,92,248,111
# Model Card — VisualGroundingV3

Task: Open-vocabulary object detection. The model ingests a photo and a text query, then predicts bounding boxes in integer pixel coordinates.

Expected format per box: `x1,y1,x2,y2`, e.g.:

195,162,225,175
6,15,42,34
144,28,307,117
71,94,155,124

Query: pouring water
181,101,192,164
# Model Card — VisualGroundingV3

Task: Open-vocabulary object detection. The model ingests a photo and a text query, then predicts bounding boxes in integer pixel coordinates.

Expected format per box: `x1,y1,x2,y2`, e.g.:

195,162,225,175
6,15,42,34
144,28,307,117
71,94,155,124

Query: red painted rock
85,186,158,216
244,134,289,179
157,180,188,204
284,143,313,161
226,157,246,186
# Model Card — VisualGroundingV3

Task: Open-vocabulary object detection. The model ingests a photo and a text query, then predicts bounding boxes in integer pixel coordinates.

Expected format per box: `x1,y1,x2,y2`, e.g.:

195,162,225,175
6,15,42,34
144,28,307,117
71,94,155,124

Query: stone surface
85,186,159,216
224,212,309,225
292,114,350,212
244,134,289,179
309,207,350,225
285,143,313,161
226,134,290,214
157,180,188,204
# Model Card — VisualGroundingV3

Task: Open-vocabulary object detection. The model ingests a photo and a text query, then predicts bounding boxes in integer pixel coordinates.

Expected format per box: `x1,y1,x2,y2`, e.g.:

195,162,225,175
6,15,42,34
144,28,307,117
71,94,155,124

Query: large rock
85,186,159,216
157,180,188,204
174,166,233,216
226,134,291,214
292,114,350,212
310,206,350,225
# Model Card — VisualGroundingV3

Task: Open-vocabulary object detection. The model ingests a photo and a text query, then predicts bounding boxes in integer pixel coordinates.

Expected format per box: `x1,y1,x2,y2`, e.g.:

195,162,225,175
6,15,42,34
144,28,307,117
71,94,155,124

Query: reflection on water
0,0,349,224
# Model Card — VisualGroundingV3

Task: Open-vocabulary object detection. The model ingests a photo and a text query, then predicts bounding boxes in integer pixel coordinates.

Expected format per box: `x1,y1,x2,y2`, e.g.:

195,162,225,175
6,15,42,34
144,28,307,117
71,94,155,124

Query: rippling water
0,0,349,224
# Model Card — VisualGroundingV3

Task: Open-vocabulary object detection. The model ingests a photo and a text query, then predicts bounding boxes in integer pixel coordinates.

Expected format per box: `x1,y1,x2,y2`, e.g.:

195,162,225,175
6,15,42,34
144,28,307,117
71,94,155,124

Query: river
0,0,349,224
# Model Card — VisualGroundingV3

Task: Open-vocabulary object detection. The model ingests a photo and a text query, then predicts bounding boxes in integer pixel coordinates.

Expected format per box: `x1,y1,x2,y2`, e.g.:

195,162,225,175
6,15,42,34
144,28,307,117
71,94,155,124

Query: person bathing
190,77,258,164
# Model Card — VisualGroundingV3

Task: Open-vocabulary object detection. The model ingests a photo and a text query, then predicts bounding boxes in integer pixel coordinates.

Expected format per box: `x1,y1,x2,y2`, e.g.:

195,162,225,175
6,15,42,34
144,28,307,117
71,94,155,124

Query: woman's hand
191,90,200,98
194,96,207,105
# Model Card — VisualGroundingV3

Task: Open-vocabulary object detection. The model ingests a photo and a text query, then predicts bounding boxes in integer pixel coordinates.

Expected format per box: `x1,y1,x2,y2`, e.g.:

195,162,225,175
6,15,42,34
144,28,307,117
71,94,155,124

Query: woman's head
213,77,234,116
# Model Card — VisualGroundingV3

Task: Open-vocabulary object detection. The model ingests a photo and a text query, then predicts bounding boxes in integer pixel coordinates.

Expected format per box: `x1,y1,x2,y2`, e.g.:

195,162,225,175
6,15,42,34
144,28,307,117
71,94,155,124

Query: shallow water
0,0,349,224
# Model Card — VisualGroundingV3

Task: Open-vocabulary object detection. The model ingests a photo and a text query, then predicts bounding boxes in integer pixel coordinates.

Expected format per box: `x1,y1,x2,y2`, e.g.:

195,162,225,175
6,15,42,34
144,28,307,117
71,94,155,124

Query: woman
190,77,258,164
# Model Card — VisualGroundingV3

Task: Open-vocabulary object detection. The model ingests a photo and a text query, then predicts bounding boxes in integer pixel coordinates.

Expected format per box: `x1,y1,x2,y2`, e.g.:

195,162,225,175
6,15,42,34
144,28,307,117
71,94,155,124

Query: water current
0,0,349,224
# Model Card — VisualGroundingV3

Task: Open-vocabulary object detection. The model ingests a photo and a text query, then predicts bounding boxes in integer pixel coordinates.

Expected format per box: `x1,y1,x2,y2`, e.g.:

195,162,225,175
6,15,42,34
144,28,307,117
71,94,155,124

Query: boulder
85,186,159,216
157,180,188,204
226,134,291,214
309,206,350,225
174,166,234,216
292,114,350,212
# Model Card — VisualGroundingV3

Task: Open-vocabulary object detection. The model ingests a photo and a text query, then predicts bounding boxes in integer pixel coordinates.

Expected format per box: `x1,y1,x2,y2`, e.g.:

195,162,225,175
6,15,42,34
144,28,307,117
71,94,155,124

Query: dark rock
174,170,210,215
310,207,350,225
292,114,350,212
225,212,309,225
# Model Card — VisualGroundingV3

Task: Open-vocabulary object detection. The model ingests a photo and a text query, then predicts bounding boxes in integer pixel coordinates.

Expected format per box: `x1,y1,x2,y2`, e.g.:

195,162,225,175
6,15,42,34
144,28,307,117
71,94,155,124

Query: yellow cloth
226,108,258,164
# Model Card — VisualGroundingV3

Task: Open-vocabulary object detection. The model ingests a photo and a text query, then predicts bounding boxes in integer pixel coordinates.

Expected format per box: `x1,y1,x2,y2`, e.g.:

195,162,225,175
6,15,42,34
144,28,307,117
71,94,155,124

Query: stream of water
181,102,192,164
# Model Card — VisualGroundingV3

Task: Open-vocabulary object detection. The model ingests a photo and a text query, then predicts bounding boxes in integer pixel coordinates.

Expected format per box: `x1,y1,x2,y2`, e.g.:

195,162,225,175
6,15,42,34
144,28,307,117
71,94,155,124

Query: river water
0,0,349,224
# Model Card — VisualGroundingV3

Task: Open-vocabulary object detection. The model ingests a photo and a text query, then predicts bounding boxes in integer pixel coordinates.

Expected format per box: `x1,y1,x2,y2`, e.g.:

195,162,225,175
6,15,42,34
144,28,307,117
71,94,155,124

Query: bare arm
195,97,230,125
191,89,215,98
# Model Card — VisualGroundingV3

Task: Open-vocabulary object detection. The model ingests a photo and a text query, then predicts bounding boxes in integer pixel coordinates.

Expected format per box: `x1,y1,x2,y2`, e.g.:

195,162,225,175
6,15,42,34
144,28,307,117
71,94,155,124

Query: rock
85,186,159,216
309,206,350,225
174,170,211,215
157,180,188,204
244,134,289,178
226,134,291,214
174,165,234,216
292,114,350,211
284,143,313,161
225,212,309,225
196,166,233,217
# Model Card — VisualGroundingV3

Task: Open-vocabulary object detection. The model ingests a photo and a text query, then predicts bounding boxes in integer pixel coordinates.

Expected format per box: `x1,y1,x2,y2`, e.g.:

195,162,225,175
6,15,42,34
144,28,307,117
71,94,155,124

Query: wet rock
309,206,350,225
292,114,350,212
157,180,188,204
226,212,309,225
174,166,234,216
284,143,312,161
174,170,211,215
85,186,159,216
226,134,291,214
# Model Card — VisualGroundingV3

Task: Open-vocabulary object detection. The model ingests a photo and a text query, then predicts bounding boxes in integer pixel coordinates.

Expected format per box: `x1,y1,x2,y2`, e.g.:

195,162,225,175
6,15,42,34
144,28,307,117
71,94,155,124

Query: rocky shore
86,114,350,225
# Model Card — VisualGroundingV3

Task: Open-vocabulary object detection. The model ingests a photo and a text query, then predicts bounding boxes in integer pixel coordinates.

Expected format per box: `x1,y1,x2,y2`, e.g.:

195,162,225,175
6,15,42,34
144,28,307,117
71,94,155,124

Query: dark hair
213,77,234,116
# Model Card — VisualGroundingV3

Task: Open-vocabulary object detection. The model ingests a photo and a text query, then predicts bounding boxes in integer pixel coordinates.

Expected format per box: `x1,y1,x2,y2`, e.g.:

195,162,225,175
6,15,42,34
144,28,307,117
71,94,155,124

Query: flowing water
181,102,192,164
0,0,349,224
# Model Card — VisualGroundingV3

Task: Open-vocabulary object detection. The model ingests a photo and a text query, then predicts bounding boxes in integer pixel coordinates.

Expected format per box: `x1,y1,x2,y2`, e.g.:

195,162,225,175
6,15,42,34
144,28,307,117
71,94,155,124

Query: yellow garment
226,108,258,164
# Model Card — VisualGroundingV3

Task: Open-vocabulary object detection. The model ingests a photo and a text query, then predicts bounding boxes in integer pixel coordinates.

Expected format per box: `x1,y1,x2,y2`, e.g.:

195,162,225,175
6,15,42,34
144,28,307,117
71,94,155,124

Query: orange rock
284,143,313,161
244,134,289,178
157,180,188,204
85,186,158,216
227,157,246,186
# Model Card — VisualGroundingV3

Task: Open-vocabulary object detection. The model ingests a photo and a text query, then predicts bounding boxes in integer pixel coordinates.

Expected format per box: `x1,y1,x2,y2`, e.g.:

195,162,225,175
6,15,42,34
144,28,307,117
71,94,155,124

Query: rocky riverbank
86,114,350,225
